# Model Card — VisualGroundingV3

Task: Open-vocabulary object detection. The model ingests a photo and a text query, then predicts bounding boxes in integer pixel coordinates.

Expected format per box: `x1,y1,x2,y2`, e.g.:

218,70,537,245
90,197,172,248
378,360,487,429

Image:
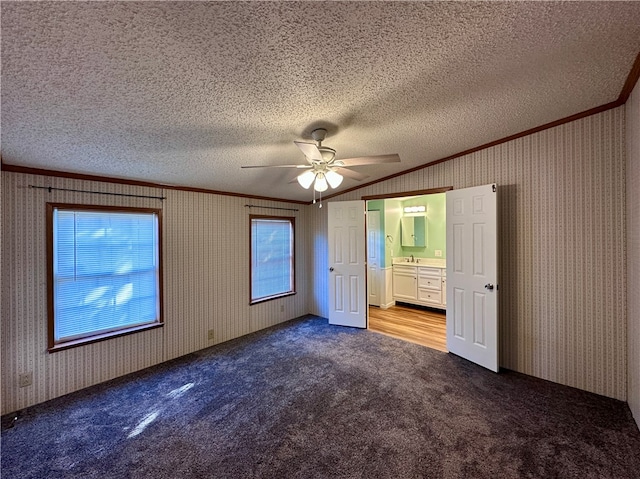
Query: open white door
446,184,498,372
328,200,367,328
367,209,381,307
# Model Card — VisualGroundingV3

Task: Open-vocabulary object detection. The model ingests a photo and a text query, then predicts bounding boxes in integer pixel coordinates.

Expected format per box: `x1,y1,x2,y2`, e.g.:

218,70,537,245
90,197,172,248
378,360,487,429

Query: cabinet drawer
393,265,417,274
418,288,442,304
418,266,441,276
418,275,441,290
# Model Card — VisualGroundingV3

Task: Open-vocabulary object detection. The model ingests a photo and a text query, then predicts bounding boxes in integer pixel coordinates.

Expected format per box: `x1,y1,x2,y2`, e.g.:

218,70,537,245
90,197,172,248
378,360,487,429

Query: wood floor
368,303,447,352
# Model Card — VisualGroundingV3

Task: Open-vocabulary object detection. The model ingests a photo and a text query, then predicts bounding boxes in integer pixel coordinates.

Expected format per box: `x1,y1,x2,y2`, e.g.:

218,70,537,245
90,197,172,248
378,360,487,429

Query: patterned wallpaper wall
0,105,631,413
627,80,640,426
0,170,2,414
310,107,627,401
1,175,311,414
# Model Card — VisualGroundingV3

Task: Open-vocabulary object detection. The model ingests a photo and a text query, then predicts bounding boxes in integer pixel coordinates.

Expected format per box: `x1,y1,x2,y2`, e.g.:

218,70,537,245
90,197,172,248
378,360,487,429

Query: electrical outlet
207,329,215,341
18,372,33,388
435,250,442,257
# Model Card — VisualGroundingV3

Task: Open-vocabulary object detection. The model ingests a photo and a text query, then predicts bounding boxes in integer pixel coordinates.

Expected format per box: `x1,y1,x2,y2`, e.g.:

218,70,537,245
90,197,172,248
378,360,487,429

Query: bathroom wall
399,193,446,260
384,199,403,266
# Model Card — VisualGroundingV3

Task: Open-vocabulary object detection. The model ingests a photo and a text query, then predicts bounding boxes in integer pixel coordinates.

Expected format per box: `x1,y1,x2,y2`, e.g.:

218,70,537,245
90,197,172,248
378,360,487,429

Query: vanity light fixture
403,205,426,213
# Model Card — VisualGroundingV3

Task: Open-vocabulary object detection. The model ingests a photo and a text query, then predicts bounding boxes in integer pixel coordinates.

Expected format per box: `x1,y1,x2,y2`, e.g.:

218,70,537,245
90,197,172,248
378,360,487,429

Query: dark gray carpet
2,315,640,478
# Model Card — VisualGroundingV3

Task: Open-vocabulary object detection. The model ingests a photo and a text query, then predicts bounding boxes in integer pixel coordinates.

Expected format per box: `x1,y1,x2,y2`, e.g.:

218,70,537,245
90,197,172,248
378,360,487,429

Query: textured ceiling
2,1,640,202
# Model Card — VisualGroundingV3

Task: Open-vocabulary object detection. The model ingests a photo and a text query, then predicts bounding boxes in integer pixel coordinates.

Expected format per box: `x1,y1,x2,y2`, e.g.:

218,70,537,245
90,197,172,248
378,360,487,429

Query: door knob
484,283,494,290
329,267,334,272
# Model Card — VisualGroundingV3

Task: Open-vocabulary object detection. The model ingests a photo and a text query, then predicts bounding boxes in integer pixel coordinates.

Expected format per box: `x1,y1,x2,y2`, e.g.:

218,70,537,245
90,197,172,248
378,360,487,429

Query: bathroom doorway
365,187,450,352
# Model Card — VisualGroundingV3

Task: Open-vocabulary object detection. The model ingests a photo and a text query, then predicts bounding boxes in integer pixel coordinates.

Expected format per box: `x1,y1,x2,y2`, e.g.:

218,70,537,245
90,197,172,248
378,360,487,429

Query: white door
328,201,367,328
446,184,498,372
367,209,381,306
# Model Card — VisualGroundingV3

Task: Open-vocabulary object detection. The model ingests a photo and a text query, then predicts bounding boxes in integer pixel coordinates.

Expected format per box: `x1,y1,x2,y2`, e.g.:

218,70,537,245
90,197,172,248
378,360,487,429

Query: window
47,204,163,351
250,215,295,304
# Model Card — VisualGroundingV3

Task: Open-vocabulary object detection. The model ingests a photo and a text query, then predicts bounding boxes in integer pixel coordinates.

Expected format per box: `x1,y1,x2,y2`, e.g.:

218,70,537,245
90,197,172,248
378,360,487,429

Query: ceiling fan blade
334,167,369,181
335,153,401,167
294,141,323,163
241,164,312,169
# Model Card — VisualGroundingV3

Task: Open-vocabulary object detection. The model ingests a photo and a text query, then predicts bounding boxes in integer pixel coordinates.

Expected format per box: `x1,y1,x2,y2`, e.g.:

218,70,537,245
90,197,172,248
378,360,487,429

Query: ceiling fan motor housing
311,128,328,143
309,129,335,162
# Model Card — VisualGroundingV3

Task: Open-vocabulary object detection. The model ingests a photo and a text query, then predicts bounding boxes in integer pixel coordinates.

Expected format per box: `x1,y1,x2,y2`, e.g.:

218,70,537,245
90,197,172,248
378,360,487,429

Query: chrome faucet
410,254,414,262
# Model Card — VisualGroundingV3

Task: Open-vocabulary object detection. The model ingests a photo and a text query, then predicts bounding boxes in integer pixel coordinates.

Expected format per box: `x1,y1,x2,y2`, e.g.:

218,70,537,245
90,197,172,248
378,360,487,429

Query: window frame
46,203,163,352
249,215,296,305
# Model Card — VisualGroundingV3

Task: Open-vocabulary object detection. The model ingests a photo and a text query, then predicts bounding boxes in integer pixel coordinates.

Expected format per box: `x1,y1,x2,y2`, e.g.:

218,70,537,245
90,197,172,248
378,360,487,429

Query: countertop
392,258,446,268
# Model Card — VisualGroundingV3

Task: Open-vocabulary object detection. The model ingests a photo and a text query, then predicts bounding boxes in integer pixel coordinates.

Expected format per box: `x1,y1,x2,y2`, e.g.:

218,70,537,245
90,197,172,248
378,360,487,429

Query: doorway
365,188,449,352
328,184,498,371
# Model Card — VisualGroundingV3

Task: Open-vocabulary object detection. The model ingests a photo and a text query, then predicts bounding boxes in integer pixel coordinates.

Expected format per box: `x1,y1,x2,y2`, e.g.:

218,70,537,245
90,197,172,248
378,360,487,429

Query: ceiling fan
241,128,400,195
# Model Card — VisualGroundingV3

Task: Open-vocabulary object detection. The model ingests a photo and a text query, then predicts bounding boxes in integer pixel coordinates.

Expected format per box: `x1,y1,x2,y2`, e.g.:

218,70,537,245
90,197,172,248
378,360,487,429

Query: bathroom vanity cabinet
392,262,446,310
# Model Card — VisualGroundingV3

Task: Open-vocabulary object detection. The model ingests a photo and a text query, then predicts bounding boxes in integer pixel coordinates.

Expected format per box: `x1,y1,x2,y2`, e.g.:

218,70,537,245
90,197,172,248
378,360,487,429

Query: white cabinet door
392,269,417,301
446,184,498,372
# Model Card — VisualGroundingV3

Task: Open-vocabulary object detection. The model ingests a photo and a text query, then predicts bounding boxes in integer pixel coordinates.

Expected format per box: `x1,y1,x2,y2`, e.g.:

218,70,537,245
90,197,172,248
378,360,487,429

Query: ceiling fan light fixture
242,127,399,202
297,169,316,189
325,170,343,189
314,173,328,192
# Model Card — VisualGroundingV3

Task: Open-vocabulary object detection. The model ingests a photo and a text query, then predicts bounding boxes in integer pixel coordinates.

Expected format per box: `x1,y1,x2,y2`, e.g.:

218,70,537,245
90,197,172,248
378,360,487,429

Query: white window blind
251,217,294,302
52,208,160,344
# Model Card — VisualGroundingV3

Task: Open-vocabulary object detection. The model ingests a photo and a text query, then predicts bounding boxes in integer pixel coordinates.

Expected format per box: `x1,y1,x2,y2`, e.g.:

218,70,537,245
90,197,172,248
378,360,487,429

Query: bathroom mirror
401,216,426,247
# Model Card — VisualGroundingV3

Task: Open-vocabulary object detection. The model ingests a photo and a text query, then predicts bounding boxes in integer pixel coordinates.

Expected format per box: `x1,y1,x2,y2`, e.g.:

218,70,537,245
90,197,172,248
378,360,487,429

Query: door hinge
492,184,496,193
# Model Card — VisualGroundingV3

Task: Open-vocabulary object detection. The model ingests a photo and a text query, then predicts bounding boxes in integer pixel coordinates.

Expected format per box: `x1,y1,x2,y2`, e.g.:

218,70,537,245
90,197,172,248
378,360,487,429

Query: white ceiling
2,1,640,202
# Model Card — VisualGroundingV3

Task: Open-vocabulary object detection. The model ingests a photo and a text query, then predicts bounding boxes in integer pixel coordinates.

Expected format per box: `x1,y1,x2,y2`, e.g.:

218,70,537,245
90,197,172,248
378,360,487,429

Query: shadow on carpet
2,315,640,479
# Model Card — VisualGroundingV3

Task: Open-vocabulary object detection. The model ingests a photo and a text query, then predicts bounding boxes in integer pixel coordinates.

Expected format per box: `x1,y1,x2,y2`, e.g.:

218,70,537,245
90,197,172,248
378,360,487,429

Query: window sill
250,291,296,305
48,322,163,353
